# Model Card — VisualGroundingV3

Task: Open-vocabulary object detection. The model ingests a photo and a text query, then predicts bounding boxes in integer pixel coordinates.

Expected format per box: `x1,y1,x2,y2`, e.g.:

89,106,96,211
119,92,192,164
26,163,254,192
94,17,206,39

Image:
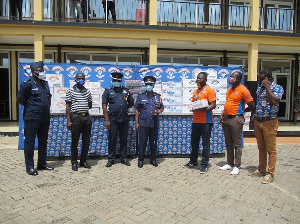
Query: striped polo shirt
65,85,92,113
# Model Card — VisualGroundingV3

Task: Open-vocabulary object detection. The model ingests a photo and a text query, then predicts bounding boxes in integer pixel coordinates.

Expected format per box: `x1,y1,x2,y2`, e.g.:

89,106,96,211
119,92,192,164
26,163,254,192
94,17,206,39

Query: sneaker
249,170,265,177
261,174,274,184
183,161,198,168
199,166,208,174
219,164,233,170
231,166,240,175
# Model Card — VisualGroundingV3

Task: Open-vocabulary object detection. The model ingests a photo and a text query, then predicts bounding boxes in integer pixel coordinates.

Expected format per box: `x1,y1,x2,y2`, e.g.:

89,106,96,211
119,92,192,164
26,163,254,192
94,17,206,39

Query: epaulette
106,86,113,90
23,79,31,83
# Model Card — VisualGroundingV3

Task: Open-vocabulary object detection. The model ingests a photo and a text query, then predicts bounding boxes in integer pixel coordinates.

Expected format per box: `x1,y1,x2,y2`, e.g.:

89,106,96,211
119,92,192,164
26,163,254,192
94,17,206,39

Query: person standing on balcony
249,70,284,184
136,0,147,25
69,0,84,22
183,72,216,174
102,0,116,22
9,0,22,20
219,70,255,175
102,72,135,167
17,61,54,175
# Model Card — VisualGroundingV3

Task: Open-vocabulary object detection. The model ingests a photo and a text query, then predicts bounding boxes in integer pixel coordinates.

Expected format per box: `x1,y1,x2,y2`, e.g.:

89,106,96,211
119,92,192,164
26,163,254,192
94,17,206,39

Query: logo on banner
138,67,151,79
95,67,106,79
66,66,79,78
166,68,177,80
192,68,202,79
122,67,134,79
23,65,32,77
179,68,190,79
52,66,64,75
108,67,120,74
43,66,50,74
218,69,230,78
80,66,92,78
152,67,163,79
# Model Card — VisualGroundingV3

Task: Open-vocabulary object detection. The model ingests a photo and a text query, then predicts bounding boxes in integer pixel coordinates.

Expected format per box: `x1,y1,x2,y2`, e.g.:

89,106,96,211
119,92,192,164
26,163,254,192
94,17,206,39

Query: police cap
144,76,156,85
111,72,123,81
30,61,44,69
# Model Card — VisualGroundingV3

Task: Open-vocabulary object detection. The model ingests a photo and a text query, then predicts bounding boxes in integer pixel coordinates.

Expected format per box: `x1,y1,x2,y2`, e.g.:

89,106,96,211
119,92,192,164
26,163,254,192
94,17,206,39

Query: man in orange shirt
219,70,255,175
184,72,216,174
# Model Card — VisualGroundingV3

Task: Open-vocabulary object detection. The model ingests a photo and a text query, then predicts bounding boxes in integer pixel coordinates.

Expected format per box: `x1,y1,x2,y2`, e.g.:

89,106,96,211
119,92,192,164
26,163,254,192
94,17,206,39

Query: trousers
108,120,128,161
138,126,158,162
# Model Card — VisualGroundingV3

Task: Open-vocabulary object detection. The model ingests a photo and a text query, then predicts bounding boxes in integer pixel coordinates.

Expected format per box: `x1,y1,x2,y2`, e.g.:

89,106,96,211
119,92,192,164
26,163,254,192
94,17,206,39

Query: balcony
0,0,298,33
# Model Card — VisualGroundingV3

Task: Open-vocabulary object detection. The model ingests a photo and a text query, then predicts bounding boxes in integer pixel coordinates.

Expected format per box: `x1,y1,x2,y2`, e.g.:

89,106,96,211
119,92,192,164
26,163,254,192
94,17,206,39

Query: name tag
262,101,267,106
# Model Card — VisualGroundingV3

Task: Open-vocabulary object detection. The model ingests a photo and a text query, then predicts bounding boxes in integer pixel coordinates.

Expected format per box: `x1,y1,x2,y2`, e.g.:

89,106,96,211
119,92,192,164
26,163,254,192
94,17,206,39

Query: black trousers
70,114,92,163
138,126,158,162
9,0,22,19
24,120,50,170
102,1,116,21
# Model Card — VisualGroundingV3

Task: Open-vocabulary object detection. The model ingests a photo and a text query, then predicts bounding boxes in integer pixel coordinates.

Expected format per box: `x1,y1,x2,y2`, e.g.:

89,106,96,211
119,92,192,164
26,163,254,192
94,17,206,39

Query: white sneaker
219,164,233,170
231,167,240,175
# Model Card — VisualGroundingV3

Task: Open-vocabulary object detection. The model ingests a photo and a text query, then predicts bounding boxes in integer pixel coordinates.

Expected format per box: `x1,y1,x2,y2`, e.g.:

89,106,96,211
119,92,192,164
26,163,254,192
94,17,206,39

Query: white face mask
37,72,46,80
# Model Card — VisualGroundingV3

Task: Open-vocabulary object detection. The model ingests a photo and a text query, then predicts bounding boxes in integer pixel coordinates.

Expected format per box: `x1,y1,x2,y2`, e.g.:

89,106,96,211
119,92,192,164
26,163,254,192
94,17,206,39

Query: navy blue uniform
17,77,51,170
134,92,164,162
102,86,134,161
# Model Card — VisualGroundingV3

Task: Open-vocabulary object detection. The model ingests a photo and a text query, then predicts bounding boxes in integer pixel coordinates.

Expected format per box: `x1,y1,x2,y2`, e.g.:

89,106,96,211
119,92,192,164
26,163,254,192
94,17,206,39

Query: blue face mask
76,79,85,86
112,81,121,88
145,85,154,92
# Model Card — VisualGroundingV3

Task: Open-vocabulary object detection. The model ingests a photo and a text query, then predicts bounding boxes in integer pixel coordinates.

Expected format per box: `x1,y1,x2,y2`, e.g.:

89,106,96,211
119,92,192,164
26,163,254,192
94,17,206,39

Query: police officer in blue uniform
102,72,135,167
17,61,54,175
135,75,164,168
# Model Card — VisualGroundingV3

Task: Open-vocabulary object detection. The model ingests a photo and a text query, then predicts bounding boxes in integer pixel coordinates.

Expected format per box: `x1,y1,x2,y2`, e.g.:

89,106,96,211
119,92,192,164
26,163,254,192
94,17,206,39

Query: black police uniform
17,77,51,170
102,85,134,162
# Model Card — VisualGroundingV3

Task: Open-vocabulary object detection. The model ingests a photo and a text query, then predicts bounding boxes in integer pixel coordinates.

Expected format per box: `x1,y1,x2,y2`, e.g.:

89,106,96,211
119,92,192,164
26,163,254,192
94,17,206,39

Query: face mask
112,81,121,88
37,72,45,80
76,79,85,86
145,85,154,92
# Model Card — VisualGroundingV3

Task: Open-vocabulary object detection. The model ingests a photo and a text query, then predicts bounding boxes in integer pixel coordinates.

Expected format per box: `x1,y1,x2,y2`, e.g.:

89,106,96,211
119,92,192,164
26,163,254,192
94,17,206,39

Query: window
66,54,90,64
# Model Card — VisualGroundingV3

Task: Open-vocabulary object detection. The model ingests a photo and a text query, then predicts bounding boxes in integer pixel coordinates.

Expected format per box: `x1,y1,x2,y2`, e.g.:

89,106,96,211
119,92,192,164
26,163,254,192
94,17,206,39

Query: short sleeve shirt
223,84,253,116
192,85,216,123
65,85,92,113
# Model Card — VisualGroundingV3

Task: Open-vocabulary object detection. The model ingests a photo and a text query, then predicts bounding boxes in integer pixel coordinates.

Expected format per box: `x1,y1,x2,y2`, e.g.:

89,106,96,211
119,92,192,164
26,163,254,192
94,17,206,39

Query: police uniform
102,72,134,163
134,76,164,166
17,62,52,173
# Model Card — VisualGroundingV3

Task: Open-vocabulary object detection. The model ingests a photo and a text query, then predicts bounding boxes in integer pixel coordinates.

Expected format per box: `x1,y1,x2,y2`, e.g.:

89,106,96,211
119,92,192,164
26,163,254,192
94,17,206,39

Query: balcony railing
0,0,298,33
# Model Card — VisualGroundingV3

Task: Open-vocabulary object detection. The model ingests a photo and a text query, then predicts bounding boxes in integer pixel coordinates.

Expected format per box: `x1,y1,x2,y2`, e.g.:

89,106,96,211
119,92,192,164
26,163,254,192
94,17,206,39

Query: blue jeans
190,123,213,166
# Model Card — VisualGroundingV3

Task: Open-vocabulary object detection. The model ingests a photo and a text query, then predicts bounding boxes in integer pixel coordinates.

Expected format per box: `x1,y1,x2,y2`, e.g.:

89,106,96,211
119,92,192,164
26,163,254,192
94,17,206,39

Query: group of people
18,61,285,185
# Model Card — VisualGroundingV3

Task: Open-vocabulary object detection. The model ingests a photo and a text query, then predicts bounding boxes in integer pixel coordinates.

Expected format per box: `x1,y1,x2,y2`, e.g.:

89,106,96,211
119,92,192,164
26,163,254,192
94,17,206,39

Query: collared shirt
254,82,284,118
224,84,253,116
135,92,164,128
102,86,134,122
17,77,51,121
192,85,216,124
65,85,92,113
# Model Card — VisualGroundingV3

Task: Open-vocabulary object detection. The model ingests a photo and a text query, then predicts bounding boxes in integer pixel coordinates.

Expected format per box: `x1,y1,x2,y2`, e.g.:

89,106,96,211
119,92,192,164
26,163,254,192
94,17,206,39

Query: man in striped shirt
66,73,92,171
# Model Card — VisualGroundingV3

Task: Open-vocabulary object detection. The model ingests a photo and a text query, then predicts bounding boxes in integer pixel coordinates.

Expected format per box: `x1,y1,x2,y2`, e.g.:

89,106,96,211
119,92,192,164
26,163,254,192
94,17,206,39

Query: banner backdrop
18,63,243,156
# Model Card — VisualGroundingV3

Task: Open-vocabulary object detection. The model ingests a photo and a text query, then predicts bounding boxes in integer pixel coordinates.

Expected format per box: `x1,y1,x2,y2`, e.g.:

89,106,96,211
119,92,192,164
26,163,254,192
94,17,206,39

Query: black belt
224,115,243,118
256,117,276,122
72,112,89,116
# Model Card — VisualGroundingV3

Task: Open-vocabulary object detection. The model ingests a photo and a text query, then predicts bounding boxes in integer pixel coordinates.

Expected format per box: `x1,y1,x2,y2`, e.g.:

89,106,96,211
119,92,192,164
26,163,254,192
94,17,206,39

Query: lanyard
195,85,208,100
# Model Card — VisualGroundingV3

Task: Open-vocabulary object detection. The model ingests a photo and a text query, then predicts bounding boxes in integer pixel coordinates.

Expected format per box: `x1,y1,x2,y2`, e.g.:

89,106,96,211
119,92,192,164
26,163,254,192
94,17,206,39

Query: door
273,74,290,120
0,68,10,120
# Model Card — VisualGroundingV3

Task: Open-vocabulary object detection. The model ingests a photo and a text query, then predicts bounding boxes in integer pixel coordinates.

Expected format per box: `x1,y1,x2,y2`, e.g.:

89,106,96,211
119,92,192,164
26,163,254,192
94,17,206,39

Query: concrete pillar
149,37,157,65
250,0,259,31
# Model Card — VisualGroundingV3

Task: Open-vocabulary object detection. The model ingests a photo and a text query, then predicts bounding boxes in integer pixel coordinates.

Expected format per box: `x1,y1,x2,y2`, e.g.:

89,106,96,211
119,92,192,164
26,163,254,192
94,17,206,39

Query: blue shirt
102,86,134,122
17,77,52,121
135,92,164,128
254,82,284,118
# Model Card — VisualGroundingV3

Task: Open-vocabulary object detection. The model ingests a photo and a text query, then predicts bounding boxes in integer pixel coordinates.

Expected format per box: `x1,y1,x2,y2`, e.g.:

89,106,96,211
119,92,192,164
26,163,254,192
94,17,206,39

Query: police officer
17,61,54,175
102,72,135,167
66,73,93,171
135,76,164,168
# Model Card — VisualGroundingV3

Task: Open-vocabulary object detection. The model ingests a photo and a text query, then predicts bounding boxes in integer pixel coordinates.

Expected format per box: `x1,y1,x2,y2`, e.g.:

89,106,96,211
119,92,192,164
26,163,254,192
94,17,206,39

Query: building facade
0,0,299,121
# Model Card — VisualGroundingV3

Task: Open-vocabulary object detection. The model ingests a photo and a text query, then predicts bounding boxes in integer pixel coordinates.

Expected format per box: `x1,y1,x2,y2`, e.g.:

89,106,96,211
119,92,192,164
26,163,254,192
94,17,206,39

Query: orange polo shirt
223,84,253,116
192,85,216,123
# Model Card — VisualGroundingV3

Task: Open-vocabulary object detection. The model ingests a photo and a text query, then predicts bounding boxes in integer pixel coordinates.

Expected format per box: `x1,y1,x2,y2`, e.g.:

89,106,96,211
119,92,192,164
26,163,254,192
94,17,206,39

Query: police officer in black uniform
134,76,164,168
17,61,54,175
102,72,135,167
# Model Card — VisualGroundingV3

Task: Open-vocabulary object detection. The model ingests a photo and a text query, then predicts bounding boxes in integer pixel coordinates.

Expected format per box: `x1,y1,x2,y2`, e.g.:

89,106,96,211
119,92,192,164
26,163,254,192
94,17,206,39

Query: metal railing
0,0,33,20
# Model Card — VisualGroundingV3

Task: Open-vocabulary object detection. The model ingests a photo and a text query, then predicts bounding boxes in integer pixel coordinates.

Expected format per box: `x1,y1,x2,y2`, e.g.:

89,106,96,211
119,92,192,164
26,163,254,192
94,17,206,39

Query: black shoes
80,162,91,169
72,162,78,171
121,159,131,166
150,160,158,167
200,166,208,174
26,168,38,175
183,161,198,168
138,161,143,168
106,161,114,167
37,164,54,170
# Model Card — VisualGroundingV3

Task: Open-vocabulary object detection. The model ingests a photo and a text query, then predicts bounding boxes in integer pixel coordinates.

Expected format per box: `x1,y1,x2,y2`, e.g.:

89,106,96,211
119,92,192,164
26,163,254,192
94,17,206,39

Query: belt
223,115,243,118
256,117,276,122
72,112,89,116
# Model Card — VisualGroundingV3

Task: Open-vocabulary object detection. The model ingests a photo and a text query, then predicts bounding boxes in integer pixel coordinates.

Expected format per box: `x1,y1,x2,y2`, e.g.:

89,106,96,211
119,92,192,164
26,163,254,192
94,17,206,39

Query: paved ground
0,137,299,224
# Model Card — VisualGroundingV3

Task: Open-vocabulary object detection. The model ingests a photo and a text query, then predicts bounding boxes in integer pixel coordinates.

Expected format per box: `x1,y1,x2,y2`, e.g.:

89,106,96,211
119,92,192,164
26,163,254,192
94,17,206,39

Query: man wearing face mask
183,72,216,174
134,75,164,168
102,72,135,167
66,73,93,171
17,61,54,175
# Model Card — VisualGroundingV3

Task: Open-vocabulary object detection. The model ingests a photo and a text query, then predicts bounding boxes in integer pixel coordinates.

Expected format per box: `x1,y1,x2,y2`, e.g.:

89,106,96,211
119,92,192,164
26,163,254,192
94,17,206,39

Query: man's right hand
135,123,140,131
105,120,110,130
67,121,73,131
